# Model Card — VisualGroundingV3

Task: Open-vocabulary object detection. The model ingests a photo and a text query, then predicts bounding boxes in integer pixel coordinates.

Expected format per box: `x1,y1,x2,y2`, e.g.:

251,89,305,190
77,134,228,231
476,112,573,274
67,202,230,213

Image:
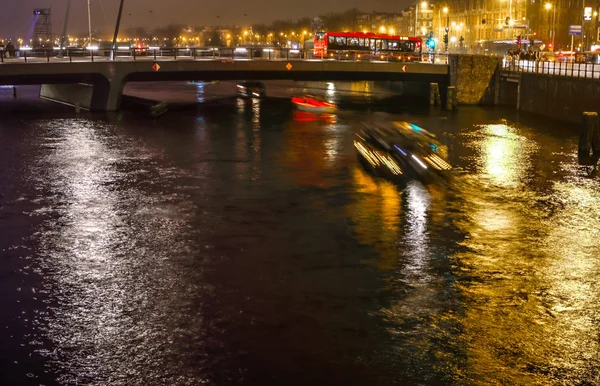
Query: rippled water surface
1,83,599,385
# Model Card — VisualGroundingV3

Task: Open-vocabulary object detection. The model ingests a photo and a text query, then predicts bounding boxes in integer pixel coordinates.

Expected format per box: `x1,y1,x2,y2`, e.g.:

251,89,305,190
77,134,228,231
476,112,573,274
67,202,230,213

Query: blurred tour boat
354,120,451,183
292,95,337,113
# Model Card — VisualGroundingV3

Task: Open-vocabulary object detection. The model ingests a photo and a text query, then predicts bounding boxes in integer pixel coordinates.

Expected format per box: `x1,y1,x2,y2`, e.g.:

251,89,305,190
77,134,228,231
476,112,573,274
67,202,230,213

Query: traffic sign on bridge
569,25,582,36
402,65,408,72
152,63,161,72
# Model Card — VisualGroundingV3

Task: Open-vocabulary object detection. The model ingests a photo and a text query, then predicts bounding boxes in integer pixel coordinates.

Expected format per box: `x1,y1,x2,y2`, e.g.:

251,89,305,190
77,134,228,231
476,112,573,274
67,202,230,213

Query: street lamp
111,0,125,60
545,3,556,50
443,7,449,54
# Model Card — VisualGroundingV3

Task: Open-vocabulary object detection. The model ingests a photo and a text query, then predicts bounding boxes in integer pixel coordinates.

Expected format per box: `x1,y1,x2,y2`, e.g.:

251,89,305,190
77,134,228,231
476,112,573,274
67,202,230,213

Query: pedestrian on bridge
6,42,15,58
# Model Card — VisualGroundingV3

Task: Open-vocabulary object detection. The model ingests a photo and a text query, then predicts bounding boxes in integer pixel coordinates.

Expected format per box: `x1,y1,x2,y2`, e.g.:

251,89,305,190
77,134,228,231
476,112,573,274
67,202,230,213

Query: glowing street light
545,3,556,50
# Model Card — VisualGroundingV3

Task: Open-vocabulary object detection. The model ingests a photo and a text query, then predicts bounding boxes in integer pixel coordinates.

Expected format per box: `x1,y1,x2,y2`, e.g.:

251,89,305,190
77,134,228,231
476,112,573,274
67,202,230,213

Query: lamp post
509,0,512,39
111,0,125,60
443,7,449,54
87,0,92,46
545,3,556,50
438,6,441,43
58,0,71,57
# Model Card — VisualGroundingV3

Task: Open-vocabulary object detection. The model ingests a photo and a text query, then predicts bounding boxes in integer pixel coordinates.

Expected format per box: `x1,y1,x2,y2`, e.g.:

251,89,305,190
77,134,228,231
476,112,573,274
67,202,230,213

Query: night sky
0,0,411,38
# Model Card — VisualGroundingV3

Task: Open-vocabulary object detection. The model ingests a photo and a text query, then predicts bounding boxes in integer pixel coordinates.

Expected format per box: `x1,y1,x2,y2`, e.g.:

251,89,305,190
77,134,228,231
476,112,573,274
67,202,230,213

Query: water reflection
251,97,260,130
475,122,537,188
326,82,335,103
27,119,205,384
292,111,337,123
196,82,205,103
454,120,600,384
5,96,600,384
348,167,402,270
402,181,431,276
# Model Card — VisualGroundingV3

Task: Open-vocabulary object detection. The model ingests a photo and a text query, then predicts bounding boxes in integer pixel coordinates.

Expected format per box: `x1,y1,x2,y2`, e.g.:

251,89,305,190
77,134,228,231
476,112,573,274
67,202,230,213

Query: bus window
315,32,325,41
358,38,364,47
370,39,376,50
335,36,346,46
328,36,335,46
349,37,359,47
375,39,381,51
381,40,388,50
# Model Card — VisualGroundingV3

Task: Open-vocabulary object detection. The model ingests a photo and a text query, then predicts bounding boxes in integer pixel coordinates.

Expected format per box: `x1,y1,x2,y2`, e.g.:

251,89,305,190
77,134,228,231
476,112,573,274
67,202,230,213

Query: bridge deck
0,54,449,111
0,58,448,85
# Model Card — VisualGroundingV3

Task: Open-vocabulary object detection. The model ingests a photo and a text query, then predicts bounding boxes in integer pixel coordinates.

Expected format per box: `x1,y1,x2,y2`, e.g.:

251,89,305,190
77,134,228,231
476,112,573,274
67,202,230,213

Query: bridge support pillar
104,83,124,112
90,79,124,111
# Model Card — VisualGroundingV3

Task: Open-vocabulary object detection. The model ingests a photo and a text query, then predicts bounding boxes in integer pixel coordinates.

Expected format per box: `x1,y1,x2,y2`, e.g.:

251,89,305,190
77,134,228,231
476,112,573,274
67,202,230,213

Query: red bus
313,31,422,60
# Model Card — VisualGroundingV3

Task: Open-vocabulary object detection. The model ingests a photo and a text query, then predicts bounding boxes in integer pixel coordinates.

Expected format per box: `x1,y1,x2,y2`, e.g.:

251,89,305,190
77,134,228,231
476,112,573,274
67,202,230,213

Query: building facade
436,0,600,52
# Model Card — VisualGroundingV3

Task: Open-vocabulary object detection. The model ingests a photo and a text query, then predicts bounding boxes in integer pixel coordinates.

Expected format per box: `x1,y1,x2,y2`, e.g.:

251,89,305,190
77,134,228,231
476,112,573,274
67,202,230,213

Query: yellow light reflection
480,123,532,188
251,97,260,130
348,167,402,270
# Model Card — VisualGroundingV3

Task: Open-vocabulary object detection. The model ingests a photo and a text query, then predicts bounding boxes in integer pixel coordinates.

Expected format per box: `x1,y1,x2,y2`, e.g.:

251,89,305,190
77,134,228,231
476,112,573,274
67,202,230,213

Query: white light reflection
236,96,245,113
196,82,205,103
326,82,336,104
38,120,129,380
403,181,431,276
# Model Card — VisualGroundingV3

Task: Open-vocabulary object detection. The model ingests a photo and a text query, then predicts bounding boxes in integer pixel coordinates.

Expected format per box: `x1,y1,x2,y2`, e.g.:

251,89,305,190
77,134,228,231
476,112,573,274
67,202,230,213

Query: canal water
1,82,599,385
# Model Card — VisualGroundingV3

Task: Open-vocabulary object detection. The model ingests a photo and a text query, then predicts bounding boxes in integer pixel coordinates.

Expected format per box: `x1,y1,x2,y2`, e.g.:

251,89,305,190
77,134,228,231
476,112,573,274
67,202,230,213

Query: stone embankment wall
518,74,600,123
449,55,501,104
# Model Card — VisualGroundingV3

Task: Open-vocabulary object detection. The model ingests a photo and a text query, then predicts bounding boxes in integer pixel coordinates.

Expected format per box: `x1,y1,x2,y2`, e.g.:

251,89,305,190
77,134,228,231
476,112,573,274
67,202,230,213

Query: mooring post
429,83,436,106
516,75,521,111
579,112,599,166
446,86,456,111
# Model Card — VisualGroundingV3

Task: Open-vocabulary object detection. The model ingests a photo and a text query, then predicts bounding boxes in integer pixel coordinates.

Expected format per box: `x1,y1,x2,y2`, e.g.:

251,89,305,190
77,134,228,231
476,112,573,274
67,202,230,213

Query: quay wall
518,74,600,123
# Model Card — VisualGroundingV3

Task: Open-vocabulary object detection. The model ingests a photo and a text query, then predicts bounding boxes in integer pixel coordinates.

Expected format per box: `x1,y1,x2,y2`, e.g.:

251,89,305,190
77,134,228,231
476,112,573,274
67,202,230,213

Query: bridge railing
0,47,449,65
502,57,600,79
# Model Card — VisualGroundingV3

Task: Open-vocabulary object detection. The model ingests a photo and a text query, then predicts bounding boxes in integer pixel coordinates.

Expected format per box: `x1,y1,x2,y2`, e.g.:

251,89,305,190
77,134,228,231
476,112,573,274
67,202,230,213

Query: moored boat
292,95,337,113
237,81,266,98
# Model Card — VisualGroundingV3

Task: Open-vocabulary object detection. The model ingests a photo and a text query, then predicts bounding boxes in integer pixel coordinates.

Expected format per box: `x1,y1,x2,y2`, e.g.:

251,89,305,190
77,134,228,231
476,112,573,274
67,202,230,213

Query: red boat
291,95,337,113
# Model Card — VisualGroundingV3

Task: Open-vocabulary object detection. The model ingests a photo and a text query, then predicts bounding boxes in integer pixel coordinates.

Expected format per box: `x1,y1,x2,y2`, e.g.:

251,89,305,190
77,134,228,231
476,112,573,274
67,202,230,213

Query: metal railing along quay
0,47,448,64
502,58,600,79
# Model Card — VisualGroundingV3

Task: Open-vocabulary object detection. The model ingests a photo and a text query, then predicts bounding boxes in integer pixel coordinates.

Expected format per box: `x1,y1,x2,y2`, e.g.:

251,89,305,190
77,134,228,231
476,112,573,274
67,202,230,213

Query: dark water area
1,82,599,385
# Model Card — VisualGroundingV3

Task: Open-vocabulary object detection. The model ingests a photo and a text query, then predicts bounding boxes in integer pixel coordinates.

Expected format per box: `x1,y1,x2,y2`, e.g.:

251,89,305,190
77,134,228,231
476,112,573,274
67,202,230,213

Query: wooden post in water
429,83,441,106
429,83,436,106
446,86,456,111
579,112,599,166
